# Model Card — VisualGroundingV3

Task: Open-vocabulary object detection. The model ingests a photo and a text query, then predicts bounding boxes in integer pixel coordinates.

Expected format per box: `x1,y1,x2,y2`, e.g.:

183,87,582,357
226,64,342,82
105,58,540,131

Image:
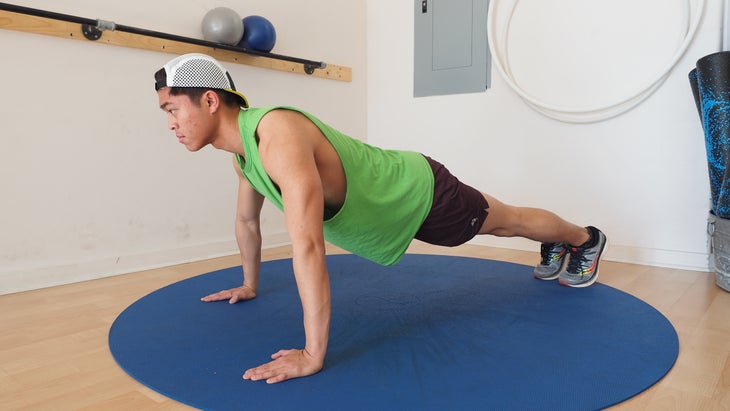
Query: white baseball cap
155,53,249,108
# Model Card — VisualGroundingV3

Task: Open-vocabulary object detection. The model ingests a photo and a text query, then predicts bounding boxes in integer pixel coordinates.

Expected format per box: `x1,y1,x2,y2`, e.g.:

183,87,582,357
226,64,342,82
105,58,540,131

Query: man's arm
242,110,332,384
201,156,264,303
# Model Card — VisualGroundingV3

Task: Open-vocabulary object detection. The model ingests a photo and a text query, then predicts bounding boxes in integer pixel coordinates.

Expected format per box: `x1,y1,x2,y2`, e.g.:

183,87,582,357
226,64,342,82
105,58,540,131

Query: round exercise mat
109,254,678,410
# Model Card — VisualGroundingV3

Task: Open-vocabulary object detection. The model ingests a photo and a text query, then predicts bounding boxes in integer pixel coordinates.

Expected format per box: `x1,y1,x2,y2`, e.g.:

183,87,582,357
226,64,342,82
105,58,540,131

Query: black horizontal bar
0,2,326,72
0,2,94,25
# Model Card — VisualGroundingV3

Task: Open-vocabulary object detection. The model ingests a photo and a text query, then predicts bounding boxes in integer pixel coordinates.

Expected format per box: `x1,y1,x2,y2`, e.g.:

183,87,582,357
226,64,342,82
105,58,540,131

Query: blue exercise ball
237,15,276,52
201,7,244,45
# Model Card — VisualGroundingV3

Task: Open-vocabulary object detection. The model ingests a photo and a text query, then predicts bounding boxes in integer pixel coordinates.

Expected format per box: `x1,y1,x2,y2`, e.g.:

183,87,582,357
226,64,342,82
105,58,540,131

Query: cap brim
225,88,249,108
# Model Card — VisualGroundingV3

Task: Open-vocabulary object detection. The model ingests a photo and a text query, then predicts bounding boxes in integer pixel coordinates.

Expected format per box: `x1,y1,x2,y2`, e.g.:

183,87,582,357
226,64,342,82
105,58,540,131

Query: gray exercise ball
201,7,244,45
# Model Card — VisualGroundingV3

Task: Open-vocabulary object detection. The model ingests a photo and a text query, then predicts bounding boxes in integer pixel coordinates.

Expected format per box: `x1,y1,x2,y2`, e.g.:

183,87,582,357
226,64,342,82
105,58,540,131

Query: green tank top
235,107,434,266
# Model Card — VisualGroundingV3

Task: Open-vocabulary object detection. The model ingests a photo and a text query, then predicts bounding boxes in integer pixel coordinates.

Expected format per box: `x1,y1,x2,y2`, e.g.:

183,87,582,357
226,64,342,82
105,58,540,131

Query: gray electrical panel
414,0,490,97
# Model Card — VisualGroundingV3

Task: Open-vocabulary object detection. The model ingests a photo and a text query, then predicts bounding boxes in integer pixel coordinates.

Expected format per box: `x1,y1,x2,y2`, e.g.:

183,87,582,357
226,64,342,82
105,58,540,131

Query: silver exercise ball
201,7,244,45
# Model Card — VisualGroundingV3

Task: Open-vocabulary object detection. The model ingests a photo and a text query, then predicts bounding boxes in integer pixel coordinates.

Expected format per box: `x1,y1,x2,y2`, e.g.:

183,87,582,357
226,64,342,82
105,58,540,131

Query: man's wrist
303,346,326,362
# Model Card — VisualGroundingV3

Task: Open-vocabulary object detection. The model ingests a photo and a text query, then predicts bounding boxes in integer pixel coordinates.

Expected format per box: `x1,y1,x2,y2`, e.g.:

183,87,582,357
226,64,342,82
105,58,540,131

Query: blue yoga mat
109,254,678,410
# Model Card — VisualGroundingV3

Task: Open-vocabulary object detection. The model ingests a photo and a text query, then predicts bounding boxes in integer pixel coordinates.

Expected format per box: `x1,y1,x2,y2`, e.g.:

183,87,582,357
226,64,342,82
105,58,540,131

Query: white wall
0,0,366,294
367,0,720,271
2,0,719,295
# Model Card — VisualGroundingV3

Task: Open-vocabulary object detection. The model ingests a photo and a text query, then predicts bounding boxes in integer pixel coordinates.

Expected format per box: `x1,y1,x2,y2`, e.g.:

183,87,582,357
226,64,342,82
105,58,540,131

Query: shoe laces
540,243,561,265
566,246,586,273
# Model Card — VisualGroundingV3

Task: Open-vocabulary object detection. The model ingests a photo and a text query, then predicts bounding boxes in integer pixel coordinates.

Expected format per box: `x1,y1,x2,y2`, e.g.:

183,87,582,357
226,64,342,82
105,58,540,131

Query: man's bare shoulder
257,109,324,151
258,109,312,132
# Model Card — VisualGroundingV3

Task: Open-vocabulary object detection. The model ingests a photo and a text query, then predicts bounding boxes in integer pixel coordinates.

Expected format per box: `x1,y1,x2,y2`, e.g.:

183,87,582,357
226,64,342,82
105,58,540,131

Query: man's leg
477,193,589,245
477,193,607,287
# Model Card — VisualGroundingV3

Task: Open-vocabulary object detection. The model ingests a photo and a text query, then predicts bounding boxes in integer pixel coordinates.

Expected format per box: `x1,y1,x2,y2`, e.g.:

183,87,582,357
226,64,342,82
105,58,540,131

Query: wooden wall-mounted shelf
0,4,352,82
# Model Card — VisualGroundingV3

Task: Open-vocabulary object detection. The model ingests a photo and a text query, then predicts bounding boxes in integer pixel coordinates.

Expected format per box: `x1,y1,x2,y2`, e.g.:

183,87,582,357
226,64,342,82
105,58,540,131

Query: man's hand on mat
243,348,323,384
200,285,256,304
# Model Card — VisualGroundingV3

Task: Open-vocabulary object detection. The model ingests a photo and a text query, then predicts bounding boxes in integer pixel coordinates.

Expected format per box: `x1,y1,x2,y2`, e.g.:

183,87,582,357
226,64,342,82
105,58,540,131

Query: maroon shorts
414,156,489,247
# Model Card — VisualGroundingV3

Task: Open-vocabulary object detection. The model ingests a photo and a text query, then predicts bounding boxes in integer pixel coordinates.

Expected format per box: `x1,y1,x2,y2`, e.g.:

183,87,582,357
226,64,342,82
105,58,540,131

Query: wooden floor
1,242,729,410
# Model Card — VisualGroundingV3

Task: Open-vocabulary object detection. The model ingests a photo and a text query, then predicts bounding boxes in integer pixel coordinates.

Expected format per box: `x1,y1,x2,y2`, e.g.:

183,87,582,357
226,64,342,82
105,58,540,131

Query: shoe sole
559,238,608,288
559,268,600,288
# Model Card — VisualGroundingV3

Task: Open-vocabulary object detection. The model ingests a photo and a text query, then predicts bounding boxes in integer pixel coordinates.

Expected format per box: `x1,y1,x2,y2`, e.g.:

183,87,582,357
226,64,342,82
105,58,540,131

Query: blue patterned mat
109,254,678,410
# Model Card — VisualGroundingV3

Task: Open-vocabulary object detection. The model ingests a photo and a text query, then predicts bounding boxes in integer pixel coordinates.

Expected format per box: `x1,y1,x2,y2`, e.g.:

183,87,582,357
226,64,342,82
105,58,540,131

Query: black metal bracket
81,23,101,40
0,2,327,75
81,20,116,40
304,63,324,75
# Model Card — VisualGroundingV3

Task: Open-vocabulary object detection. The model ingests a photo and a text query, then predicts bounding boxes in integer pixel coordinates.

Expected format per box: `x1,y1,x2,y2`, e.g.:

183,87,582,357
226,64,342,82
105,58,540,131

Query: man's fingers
244,366,288,384
202,287,256,304
270,349,291,359
243,366,270,381
200,290,230,302
243,353,290,382
242,349,319,384
266,374,288,384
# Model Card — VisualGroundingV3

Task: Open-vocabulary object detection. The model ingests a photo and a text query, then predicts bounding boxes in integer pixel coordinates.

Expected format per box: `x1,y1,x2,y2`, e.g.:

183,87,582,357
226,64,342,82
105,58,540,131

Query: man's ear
202,90,220,113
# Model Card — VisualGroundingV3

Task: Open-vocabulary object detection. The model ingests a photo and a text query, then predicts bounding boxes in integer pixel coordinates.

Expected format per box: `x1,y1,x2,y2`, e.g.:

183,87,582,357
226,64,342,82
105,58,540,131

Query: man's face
157,88,213,152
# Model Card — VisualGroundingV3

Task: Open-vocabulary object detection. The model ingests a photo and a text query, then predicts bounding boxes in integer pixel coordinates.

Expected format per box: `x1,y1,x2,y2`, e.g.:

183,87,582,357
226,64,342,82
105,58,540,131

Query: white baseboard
467,237,711,272
0,232,291,296
603,244,710,272
2,232,711,296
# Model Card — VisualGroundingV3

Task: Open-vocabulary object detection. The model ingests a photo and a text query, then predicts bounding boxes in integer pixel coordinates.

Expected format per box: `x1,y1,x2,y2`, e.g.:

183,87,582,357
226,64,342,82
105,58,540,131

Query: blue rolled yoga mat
690,51,730,217
109,254,678,410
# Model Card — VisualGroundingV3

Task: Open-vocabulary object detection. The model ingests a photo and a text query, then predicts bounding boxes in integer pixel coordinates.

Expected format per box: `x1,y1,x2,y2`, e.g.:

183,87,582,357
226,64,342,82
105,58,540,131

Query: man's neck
210,108,245,155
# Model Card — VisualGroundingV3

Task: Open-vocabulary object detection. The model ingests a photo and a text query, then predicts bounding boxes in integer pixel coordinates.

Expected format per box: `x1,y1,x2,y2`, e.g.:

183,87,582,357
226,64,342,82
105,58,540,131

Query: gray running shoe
559,227,607,288
534,242,568,280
